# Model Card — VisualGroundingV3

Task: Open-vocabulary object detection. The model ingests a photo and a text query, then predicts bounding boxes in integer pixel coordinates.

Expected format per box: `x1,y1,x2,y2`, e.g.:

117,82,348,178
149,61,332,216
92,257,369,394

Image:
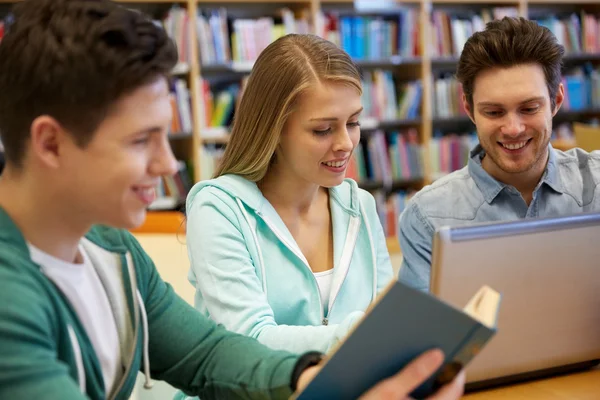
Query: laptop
430,212,600,391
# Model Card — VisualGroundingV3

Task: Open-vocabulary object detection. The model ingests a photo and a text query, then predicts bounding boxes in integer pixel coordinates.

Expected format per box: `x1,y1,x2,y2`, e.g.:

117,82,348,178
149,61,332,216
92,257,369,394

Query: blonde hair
214,34,362,181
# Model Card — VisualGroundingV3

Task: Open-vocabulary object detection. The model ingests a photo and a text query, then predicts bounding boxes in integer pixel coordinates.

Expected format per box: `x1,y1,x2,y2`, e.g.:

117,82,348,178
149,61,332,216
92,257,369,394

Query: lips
322,159,348,168
133,186,156,206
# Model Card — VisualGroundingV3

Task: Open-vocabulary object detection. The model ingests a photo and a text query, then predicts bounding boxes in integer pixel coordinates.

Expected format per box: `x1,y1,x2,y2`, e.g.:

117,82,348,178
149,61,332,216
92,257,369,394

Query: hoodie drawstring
359,201,378,302
135,290,154,389
236,198,268,294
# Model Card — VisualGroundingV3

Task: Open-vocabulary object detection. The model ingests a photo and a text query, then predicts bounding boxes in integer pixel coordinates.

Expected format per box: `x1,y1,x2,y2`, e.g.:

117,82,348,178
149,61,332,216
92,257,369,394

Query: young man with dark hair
399,17,600,291
0,0,465,399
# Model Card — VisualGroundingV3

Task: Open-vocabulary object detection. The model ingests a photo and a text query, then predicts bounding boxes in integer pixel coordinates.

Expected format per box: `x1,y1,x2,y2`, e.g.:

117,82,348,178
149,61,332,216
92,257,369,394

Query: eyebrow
477,97,546,107
309,107,364,122
131,126,164,136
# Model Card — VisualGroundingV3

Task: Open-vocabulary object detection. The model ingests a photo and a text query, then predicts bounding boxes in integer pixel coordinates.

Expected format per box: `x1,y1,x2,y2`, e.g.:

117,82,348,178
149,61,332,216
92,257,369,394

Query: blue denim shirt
398,144,600,291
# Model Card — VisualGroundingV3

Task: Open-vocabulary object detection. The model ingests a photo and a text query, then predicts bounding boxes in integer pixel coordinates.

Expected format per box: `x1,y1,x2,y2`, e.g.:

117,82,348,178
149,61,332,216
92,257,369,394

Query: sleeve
0,265,87,399
186,191,362,355
397,201,435,292
126,232,301,400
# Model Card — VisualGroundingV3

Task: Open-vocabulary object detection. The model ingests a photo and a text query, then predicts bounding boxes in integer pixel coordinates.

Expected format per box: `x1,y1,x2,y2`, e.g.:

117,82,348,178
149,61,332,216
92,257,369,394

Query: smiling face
273,81,362,188
49,77,178,229
464,63,564,180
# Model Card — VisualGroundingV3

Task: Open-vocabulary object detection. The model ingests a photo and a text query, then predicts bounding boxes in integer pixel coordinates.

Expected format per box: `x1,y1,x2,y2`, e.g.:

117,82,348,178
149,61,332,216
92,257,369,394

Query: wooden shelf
359,178,425,191
198,0,311,3
169,132,194,140
354,57,422,69
202,135,230,144
552,139,577,151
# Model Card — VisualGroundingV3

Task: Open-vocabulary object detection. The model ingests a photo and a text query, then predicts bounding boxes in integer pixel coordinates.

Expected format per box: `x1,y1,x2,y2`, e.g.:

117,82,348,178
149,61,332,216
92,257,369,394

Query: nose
332,126,355,153
501,113,525,137
150,138,178,177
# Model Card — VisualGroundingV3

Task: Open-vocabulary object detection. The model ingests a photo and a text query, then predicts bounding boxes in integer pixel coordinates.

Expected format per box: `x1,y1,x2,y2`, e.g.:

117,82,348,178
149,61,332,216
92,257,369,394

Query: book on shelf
316,8,420,60
199,145,226,181
151,160,193,211
169,78,193,135
196,7,311,67
362,70,422,122
347,129,424,185
295,282,501,399
429,131,478,179
161,6,190,67
534,11,600,55
430,7,518,58
372,190,416,239
561,64,600,112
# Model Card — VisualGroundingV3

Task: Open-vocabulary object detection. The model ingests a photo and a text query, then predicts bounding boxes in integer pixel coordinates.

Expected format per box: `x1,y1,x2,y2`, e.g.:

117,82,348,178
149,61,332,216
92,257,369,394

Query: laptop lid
430,213,600,385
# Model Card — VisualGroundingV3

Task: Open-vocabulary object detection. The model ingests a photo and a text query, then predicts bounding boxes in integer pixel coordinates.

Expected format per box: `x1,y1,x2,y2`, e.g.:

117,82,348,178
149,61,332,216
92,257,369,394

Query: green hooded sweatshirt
0,207,301,399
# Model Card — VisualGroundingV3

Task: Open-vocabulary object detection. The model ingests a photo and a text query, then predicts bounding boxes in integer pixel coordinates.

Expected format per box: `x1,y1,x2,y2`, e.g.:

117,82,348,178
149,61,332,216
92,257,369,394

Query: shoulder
405,167,485,221
554,148,600,178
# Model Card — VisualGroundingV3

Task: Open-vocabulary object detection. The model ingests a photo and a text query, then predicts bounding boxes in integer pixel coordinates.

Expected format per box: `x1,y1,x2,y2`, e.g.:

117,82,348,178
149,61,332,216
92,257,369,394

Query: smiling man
398,17,600,291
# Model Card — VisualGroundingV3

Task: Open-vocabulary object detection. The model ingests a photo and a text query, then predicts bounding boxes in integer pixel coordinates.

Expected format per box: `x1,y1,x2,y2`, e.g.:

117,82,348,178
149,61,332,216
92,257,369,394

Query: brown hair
456,16,565,113
214,33,362,182
0,0,177,168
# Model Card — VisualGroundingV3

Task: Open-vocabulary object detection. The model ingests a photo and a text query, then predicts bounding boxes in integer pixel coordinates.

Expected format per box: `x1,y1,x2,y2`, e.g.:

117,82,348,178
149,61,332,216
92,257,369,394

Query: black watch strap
290,351,325,392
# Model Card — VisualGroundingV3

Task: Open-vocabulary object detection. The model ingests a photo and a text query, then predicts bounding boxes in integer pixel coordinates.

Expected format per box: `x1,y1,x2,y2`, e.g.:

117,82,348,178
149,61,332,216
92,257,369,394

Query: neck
481,148,549,205
0,170,88,263
258,168,325,215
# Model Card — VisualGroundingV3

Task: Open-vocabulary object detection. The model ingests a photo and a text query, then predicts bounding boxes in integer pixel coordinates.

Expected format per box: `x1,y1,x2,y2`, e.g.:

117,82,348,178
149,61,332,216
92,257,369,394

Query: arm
126,232,300,399
186,192,360,354
397,201,435,292
0,265,87,399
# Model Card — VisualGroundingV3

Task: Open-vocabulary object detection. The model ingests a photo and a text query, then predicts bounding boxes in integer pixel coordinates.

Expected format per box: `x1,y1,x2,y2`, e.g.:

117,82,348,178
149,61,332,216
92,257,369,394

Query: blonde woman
179,33,465,400
186,34,393,356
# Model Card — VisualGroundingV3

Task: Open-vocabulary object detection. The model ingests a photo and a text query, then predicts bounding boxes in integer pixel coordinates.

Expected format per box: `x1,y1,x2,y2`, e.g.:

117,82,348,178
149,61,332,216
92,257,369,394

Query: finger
427,370,466,400
360,349,445,400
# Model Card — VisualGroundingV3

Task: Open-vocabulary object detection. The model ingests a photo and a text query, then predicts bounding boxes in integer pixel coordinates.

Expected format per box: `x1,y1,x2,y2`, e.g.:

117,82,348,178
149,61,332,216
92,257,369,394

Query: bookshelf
2,0,600,254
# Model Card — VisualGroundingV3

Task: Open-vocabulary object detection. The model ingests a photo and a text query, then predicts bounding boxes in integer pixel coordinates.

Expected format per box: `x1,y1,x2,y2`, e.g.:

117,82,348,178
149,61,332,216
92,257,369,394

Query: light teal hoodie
185,174,394,355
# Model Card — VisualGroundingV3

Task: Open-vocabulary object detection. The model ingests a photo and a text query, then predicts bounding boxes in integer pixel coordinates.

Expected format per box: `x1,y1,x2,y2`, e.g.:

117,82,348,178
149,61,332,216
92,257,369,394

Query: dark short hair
457,17,565,113
0,0,178,167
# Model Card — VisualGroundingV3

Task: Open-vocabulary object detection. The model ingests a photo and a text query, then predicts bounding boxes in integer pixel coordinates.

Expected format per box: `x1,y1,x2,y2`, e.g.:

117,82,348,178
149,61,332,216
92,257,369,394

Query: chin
106,210,147,230
320,177,346,188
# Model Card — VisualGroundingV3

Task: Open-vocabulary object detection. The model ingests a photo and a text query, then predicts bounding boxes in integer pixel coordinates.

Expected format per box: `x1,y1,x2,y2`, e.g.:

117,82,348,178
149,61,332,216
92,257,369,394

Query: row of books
197,71,421,132
197,8,310,65
562,65,600,111
535,12,600,54
317,9,420,60
363,71,422,121
373,190,416,239
170,79,193,134
433,65,600,117
431,8,519,57
151,160,194,211
161,6,190,67
346,129,424,184
429,132,478,179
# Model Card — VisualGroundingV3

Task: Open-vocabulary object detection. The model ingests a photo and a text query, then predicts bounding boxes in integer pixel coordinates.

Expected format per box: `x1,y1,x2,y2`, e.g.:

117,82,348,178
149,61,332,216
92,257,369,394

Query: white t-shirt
314,268,334,317
29,243,122,395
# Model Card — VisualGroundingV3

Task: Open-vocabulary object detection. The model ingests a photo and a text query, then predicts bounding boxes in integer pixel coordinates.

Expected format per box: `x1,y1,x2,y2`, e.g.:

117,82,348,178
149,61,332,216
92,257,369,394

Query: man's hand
295,349,465,400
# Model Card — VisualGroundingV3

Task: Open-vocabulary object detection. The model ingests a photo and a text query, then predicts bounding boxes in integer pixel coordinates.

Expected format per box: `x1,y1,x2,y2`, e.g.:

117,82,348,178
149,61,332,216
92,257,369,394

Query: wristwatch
290,351,325,392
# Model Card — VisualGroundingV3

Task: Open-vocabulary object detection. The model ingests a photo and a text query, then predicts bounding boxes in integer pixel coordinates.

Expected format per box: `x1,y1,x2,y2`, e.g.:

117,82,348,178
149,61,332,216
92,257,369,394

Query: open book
295,281,501,399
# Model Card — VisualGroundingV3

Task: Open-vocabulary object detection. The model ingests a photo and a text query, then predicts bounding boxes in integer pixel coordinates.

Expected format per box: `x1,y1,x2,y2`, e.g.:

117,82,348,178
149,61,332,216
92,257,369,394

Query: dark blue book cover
295,281,500,399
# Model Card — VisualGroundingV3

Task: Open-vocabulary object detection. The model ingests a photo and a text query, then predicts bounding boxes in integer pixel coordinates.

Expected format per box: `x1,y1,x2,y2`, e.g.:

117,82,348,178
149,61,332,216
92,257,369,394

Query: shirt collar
467,143,564,204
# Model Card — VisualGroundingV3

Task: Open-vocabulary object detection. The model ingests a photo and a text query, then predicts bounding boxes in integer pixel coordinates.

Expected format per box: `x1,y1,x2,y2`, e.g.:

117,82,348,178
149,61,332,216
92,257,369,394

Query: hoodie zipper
108,252,140,400
259,217,327,325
